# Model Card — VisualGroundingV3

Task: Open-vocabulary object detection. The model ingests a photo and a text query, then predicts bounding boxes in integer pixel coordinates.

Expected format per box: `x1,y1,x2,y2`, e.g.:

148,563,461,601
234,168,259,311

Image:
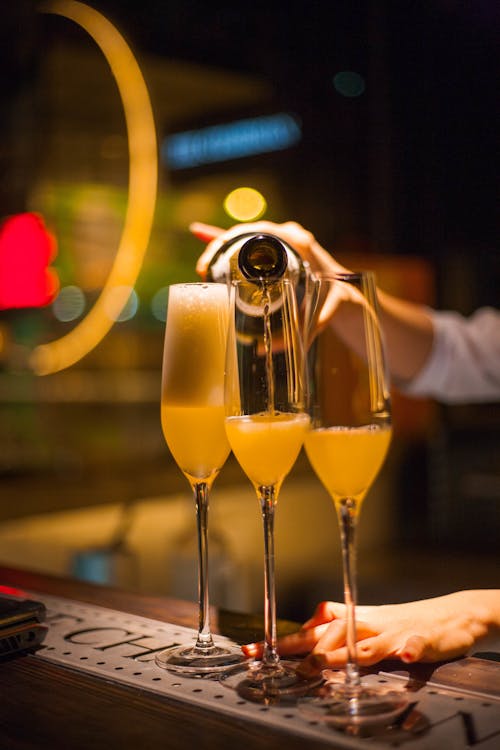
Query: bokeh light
333,71,366,97
52,285,86,322
0,213,59,310
223,187,267,221
151,286,169,322
164,113,301,170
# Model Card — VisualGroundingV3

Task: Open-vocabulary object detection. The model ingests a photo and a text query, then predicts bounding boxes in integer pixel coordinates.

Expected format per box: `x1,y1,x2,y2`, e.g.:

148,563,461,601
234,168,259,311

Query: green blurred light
333,71,366,98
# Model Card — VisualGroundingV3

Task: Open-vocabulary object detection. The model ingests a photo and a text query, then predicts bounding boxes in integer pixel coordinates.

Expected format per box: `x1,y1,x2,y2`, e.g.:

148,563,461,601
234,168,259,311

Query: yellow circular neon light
31,0,158,375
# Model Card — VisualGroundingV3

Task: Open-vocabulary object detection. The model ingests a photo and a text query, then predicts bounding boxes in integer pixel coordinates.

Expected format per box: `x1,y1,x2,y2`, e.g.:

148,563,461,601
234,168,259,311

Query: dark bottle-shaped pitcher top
237,234,288,281
206,231,309,305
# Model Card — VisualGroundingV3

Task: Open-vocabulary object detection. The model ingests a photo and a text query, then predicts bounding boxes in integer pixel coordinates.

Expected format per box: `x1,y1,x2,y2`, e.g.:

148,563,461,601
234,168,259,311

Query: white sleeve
402,307,500,403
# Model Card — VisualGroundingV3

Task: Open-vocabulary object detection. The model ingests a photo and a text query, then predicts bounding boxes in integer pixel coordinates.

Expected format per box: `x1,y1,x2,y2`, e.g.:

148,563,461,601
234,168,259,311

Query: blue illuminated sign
162,113,302,170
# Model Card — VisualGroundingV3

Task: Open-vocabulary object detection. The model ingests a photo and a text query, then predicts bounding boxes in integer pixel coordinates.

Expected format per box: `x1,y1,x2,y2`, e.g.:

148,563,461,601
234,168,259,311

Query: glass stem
338,497,361,689
259,485,280,668
193,482,215,651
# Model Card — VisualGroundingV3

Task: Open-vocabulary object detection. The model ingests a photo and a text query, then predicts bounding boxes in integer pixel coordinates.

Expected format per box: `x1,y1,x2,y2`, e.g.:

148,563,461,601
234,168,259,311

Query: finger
299,633,393,676
242,641,263,658
302,601,346,630
400,634,428,663
297,646,349,676
191,223,226,279
309,241,349,274
277,623,330,655
281,608,376,657
353,633,404,666
310,618,379,655
242,622,330,659
189,222,224,242
403,631,472,663
195,244,219,278
312,619,348,655
270,221,315,253
193,220,304,254
298,622,393,676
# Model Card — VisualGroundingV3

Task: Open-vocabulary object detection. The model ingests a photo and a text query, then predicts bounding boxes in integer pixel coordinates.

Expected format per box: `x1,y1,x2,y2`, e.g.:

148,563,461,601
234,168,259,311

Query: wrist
476,590,500,631
456,590,500,641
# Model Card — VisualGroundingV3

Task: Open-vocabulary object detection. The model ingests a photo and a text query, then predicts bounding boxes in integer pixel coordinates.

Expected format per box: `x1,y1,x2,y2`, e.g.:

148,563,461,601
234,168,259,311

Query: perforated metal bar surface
33,593,500,748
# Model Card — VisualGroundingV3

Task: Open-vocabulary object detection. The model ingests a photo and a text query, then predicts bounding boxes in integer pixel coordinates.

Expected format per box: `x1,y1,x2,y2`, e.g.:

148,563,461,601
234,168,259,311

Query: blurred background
0,0,498,620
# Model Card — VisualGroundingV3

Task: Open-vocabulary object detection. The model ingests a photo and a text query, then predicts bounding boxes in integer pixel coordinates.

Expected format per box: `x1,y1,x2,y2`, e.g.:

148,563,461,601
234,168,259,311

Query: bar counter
0,565,498,750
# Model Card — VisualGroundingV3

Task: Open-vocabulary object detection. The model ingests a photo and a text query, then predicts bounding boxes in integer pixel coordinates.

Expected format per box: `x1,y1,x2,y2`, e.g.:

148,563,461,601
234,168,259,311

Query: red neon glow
0,585,28,598
0,213,59,310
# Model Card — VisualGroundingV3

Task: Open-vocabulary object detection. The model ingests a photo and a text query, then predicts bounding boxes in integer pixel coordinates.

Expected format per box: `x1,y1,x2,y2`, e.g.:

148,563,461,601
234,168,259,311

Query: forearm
327,288,435,385
454,589,500,644
376,289,435,384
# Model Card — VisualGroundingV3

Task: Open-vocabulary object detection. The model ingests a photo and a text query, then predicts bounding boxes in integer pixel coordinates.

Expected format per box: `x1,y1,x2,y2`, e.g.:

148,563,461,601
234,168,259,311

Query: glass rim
229,277,293,286
313,269,376,282
167,280,227,288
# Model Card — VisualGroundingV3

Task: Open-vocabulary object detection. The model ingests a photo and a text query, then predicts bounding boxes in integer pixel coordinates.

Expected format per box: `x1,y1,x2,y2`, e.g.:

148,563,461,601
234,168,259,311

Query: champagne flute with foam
155,282,245,676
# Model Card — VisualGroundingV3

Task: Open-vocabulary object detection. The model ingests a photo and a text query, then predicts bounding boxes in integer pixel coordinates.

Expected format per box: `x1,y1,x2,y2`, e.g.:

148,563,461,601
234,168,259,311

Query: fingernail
401,650,416,663
189,222,219,242
242,643,258,657
189,223,210,240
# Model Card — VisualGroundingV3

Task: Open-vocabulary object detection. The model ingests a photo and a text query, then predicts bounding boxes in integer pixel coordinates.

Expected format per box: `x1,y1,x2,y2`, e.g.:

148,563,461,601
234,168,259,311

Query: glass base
219,659,323,704
155,642,247,676
298,678,409,727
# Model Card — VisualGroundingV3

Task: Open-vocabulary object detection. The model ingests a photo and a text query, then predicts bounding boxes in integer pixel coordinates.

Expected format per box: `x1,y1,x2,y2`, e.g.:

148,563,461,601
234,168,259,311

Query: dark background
106,0,498,256
3,1,499,278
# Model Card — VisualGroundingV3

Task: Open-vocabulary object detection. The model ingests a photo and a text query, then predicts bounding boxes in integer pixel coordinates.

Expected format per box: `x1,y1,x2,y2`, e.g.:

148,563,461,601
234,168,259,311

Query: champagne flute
155,282,245,676
221,278,317,702
299,272,409,726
